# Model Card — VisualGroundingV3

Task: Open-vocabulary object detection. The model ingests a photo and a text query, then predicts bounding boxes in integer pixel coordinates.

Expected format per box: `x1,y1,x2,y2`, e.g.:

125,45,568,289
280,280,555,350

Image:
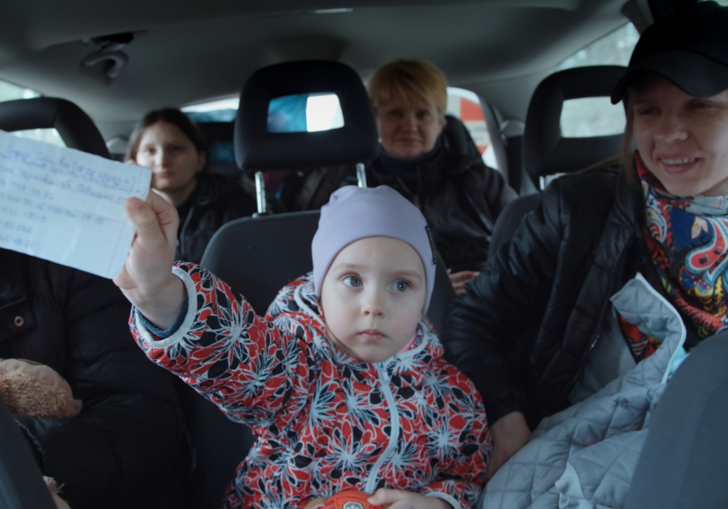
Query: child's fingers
148,191,179,241
368,488,404,506
126,197,166,250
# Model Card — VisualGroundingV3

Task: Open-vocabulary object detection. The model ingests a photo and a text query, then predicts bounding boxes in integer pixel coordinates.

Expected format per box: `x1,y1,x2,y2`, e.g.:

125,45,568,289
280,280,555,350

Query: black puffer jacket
442,167,648,425
1,250,189,509
176,173,257,263
368,119,517,272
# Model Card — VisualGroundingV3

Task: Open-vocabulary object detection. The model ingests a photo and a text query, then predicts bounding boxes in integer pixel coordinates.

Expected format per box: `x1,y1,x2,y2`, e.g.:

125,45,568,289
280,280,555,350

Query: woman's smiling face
632,75,728,197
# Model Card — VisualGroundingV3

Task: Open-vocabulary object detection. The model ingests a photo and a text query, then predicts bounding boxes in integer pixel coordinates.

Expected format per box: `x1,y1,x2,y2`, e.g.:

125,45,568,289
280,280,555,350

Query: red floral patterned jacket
130,263,491,509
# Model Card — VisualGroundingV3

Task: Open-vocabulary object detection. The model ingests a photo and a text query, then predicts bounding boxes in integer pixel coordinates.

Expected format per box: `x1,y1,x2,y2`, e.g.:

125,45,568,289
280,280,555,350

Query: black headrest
443,114,482,161
524,65,626,178
0,98,109,158
235,60,378,172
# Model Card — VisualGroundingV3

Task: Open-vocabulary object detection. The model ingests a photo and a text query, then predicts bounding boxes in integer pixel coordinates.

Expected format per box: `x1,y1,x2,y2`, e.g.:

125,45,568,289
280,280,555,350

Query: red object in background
322,490,382,509
458,98,489,155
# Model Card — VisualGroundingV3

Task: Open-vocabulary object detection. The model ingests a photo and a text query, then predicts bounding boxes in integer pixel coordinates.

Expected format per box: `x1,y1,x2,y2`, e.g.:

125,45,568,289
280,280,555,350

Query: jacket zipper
364,365,400,495
561,235,635,401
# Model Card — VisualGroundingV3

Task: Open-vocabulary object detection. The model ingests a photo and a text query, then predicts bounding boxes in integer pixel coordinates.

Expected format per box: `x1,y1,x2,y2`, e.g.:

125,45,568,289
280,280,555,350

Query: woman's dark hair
125,107,209,171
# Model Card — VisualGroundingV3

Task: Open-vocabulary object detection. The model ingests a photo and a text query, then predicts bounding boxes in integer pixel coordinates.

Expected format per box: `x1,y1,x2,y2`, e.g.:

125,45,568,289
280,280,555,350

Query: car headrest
524,65,626,178
0,98,110,158
443,114,483,161
235,60,378,172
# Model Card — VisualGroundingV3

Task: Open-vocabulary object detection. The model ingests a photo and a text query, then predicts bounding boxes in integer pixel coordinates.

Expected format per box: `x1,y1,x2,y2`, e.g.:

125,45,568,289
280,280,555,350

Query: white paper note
0,130,151,279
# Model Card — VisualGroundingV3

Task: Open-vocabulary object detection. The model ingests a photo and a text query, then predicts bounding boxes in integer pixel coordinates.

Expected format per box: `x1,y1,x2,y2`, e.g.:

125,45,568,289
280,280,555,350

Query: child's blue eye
343,276,362,287
393,280,409,292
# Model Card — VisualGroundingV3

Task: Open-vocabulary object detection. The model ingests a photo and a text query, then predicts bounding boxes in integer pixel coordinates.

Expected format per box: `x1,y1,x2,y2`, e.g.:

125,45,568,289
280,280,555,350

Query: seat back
202,211,321,314
186,60,381,507
488,65,626,259
202,211,455,328
524,65,626,180
0,97,110,158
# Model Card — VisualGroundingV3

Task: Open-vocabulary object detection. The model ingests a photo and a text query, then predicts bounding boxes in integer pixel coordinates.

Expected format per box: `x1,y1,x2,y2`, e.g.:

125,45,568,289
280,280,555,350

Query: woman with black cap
441,0,728,481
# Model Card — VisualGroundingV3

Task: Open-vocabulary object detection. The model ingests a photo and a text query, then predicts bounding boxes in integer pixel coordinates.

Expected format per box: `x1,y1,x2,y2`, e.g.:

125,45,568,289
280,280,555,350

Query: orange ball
321,489,382,509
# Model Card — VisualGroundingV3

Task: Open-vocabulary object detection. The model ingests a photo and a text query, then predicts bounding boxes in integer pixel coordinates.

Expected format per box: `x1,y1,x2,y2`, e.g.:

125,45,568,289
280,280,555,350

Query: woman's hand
486,411,531,480
368,489,452,509
113,192,185,330
447,269,480,297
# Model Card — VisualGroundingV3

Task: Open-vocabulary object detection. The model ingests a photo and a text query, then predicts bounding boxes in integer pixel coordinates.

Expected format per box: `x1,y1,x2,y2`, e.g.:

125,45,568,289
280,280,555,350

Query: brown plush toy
0,358,81,418
0,358,81,508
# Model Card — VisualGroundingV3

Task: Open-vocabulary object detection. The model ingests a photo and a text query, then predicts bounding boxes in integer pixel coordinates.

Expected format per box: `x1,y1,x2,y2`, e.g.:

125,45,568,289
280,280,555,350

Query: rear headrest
443,114,482,161
0,98,109,158
524,65,626,178
235,60,378,172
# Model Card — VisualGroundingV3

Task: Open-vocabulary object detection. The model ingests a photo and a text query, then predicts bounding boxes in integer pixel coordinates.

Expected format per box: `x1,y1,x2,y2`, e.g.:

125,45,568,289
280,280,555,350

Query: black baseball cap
611,1,728,104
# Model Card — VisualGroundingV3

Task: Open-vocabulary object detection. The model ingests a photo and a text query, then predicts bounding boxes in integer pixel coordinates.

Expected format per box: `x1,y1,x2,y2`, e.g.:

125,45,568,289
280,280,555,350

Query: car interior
0,0,721,507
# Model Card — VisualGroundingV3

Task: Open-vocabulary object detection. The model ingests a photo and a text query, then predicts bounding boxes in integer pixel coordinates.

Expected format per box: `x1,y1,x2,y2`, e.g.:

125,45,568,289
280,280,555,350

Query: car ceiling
0,0,629,139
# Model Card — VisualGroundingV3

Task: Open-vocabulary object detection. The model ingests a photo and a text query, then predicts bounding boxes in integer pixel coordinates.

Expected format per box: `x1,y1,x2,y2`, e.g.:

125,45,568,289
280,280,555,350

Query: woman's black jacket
367,118,517,272
442,167,648,425
0,249,189,509
176,173,257,264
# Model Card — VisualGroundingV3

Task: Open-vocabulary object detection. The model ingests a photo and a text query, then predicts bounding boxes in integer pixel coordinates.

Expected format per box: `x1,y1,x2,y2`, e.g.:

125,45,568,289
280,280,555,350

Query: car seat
0,97,110,158
487,65,626,262
225,59,455,329
180,60,373,509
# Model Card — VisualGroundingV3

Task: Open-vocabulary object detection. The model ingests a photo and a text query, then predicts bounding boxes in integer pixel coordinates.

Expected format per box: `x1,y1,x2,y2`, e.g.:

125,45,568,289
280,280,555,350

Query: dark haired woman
126,108,256,263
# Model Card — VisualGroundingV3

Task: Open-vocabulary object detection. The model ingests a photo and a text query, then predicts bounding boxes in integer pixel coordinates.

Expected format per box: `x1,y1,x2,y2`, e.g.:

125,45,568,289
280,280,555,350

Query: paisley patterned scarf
638,153,728,338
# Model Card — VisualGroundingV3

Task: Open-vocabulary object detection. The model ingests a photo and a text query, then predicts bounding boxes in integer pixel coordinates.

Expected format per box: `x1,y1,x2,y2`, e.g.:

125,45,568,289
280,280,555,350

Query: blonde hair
368,59,448,118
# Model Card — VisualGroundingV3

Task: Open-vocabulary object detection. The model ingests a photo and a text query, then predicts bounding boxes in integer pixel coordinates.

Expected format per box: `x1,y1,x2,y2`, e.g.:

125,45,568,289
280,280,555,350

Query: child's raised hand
113,192,185,330
368,489,452,509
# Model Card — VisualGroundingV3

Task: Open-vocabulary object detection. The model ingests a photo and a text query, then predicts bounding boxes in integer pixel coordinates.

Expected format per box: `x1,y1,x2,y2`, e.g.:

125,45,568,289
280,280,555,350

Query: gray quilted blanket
480,274,687,509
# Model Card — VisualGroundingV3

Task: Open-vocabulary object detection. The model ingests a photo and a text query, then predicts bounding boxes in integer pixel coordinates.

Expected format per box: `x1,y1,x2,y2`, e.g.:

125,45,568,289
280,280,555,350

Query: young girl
115,185,491,509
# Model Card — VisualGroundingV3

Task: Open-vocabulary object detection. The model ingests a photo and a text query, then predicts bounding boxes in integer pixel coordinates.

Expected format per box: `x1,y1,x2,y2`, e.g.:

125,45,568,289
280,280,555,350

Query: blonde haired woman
367,59,517,296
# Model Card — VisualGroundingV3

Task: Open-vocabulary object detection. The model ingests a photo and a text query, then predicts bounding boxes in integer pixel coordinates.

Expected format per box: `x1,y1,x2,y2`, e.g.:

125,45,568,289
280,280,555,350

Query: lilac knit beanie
312,185,436,311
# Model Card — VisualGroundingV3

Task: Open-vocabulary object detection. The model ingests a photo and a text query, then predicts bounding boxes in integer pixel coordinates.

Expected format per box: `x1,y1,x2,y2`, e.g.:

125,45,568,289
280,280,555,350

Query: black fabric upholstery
487,193,541,262
0,98,109,158
0,397,57,509
235,60,378,172
524,65,626,178
201,211,321,314
201,210,454,331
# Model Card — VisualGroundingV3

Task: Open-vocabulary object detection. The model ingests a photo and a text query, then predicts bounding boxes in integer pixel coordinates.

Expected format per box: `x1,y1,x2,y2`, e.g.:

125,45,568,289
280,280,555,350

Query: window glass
267,93,344,133
184,98,238,123
561,97,626,137
446,87,498,169
0,78,64,147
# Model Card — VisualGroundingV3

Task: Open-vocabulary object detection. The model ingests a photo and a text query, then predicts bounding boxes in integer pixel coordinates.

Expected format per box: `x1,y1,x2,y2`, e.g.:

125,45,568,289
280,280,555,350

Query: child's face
320,236,427,363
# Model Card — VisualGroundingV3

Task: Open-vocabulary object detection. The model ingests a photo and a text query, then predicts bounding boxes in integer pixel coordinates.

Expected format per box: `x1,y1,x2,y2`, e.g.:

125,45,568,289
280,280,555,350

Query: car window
0,78,65,147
